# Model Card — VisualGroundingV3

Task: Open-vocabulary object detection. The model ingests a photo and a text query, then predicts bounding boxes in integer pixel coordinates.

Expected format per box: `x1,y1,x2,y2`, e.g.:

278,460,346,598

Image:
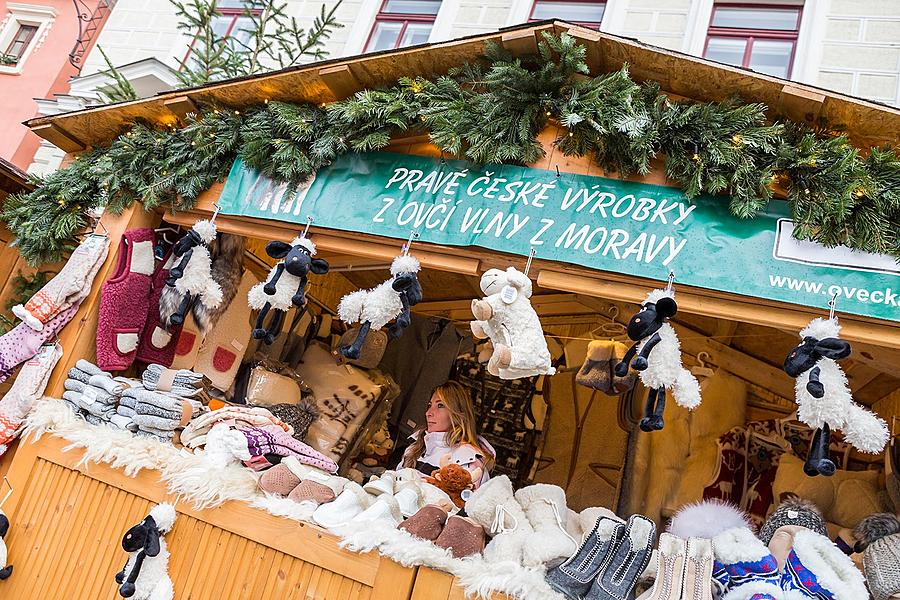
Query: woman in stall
400,381,495,489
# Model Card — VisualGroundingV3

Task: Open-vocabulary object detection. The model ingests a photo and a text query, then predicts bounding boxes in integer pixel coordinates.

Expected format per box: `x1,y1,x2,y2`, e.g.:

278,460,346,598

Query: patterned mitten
780,529,868,599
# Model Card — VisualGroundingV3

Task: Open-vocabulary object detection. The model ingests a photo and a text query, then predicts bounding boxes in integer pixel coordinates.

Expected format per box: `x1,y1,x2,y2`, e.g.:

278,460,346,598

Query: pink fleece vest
135,248,183,367
96,228,156,371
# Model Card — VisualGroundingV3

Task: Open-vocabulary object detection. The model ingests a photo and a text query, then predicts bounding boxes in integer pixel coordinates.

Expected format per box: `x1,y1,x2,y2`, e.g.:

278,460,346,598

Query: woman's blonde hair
402,381,494,472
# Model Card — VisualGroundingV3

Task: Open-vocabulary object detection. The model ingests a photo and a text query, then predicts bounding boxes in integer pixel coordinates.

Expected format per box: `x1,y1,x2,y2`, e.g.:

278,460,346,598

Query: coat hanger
691,351,716,379
0,476,12,510
587,306,628,341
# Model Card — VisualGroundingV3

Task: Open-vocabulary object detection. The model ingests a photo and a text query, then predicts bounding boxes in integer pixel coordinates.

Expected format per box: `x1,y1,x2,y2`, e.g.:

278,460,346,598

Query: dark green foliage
6,32,900,267
97,46,139,103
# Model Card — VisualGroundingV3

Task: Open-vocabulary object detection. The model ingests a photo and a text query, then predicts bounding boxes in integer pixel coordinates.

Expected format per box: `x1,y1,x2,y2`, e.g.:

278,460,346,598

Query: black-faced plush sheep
115,503,176,599
338,254,422,359
248,236,329,345
159,220,223,329
783,317,888,477
614,289,701,432
0,507,11,580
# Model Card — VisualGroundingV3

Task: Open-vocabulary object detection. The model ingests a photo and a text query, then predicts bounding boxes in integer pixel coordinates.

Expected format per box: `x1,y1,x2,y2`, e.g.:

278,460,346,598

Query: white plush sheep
615,289,701,432
783,317,888,476
248,237,329,344
470,267,555,379
338,254,422,359
159,220,223,329
115,503,176,600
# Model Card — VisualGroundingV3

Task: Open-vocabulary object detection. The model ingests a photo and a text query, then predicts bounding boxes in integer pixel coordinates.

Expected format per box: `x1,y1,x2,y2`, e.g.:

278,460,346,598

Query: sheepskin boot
586,514,656,600
465,475,533,564
681,537,713,600
779,529,868,599
351,494,403,526
711,527,781,598
364,471,396,496
636,533,686,600
546,516,626,600
394,483,424,518
515,483,580,567
313,482,373,529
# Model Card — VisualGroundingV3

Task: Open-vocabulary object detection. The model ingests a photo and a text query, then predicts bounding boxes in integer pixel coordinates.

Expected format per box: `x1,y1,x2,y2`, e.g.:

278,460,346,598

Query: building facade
23,0,900,174
0,0,111,171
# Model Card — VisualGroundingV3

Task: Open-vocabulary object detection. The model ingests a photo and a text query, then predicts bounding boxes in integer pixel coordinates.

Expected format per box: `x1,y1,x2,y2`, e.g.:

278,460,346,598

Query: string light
732,134,743,146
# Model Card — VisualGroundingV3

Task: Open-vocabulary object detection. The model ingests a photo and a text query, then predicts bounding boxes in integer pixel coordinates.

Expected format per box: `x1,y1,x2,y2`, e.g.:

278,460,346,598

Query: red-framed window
182,0,263,68
364,0,441,52
703,3,802,79
3,23,39,64
529,0,605,29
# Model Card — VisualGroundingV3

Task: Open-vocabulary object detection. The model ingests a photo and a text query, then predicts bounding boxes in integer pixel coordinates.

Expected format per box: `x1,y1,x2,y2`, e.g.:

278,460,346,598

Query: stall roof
0,157,30,196
24,20,900,153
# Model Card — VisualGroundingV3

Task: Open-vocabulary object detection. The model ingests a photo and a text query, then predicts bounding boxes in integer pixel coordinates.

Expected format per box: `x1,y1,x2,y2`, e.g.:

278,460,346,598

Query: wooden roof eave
23,21,900,154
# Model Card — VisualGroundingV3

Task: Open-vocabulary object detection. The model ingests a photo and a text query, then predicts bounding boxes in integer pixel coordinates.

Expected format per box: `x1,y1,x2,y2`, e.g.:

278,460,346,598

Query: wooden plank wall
1,435,417,600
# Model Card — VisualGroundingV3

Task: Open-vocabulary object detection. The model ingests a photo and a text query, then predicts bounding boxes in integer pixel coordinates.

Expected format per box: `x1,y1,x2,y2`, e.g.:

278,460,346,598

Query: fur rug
22,399,563,600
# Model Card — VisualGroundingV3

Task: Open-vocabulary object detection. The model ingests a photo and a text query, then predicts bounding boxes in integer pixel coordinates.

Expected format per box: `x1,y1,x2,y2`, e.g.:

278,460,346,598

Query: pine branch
97,46,139,103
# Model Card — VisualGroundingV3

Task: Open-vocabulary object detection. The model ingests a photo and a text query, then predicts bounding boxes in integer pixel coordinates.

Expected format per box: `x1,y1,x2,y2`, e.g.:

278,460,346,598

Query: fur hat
267,400,318,442
390,254,420,276
759,497,828,545
859,517,900,600
854,513,900,552
668,500,753,540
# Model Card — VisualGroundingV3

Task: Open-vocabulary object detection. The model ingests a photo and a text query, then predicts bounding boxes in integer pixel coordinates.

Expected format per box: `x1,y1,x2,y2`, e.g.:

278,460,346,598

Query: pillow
771,453,882,530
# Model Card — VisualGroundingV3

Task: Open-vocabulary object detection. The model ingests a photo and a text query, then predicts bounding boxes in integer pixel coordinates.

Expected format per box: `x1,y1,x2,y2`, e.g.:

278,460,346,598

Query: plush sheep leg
805,424,836,477
632,332,661,371
640,388,666,432
252,303,272,340
263,263,285,295
166,248,193,286
291,275,308,307
0,565,10,580
341,321,371,359
471,299,493,321
115,560,128,584
169,293,193,327
119,550,146,597
806,366,824,398
264,310,285,345
388,295,412,339
614,342,639,377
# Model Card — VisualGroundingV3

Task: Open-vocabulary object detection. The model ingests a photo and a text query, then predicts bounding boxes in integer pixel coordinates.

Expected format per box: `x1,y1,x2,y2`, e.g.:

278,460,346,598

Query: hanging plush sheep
338,254,422,359
783,317,888,477
614,289,701,431
0,507,11,580
114,503,176,600
159,220,223,330
248,237,329,345
470,267,555,379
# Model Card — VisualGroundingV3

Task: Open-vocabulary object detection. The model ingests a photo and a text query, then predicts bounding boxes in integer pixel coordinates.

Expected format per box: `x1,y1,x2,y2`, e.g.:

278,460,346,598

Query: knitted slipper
399,505,449,541
258,464,301,496
434,516,486,558
288,480,336,505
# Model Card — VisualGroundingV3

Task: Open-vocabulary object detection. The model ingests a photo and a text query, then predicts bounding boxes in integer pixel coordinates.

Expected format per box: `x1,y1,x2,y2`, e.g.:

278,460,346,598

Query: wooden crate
0,435,416,599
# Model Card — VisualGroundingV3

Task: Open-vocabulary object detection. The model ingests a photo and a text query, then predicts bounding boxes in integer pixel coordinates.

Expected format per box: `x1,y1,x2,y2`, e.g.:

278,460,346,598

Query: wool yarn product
0,301,82,382
13,234,109,331
0,343,63,455
136,249,182,368
96,228,156,371
142,364,206,397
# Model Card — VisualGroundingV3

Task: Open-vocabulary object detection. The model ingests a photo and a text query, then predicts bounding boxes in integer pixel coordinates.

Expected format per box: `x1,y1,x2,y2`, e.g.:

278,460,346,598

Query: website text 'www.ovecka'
769,275,900,306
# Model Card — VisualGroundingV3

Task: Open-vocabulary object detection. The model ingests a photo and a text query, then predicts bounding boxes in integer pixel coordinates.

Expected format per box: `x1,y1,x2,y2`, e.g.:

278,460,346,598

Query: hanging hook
0,476,12,509
523,247,536,277
91,217,109,237
555,165,561,178
440,151,446,165
608,305,619,320
300,215,313,238
402,230,419,256
828,291,838,321
211,202,222,224
665,271,675,292
697,351,711,368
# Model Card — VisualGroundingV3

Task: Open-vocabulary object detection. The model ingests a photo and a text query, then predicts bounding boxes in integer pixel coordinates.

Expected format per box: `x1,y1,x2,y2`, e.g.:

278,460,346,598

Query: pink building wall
0,0,108,170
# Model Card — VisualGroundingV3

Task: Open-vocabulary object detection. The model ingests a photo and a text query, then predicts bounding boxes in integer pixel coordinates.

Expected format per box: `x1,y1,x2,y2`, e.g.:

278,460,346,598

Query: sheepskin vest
135,248,183,368
96,228,157,371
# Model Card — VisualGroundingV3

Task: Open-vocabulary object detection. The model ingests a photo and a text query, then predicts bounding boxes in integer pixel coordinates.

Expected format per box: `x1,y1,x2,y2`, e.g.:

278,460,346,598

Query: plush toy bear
425,463,476,509
470,267,555,380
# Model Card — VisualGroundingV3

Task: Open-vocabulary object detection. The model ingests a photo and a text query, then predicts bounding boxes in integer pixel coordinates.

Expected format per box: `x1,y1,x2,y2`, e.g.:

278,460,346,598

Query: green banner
218,152,900,323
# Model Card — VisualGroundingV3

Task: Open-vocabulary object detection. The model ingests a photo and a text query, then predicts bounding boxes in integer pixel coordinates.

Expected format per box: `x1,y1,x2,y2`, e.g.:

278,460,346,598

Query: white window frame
0,3,55,75
345,0,449,56
683,0,822,85
505,0,612,30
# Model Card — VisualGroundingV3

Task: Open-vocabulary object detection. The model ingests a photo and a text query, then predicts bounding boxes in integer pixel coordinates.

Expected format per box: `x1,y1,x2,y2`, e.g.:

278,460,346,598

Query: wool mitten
576,340,615,393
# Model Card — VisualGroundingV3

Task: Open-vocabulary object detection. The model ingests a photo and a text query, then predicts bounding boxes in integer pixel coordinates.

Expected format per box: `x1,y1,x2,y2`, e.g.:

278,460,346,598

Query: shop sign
218,152,900,323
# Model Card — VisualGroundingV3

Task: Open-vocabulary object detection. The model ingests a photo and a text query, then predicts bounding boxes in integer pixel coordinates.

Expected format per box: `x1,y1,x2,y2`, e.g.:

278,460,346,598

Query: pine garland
5,31,900,266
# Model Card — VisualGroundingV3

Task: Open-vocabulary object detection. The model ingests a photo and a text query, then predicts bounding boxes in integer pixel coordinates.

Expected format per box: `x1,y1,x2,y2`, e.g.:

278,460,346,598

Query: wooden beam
30,123,85,153
713,320,739,346
501,29,539,55
779,84,825,125
537,269,900,348
163,95,199,120
318,65,361,102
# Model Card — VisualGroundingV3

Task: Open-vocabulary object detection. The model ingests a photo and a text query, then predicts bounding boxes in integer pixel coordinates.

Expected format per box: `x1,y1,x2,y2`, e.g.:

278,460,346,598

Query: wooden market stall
1,19,899,600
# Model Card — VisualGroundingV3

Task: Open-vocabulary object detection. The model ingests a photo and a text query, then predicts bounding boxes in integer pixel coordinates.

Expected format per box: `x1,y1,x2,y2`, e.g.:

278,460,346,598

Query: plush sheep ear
504,268,531,290
265,241,292,259
655,296,678,319
814,337,851,360
310,258,329,275
143,519,162,557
